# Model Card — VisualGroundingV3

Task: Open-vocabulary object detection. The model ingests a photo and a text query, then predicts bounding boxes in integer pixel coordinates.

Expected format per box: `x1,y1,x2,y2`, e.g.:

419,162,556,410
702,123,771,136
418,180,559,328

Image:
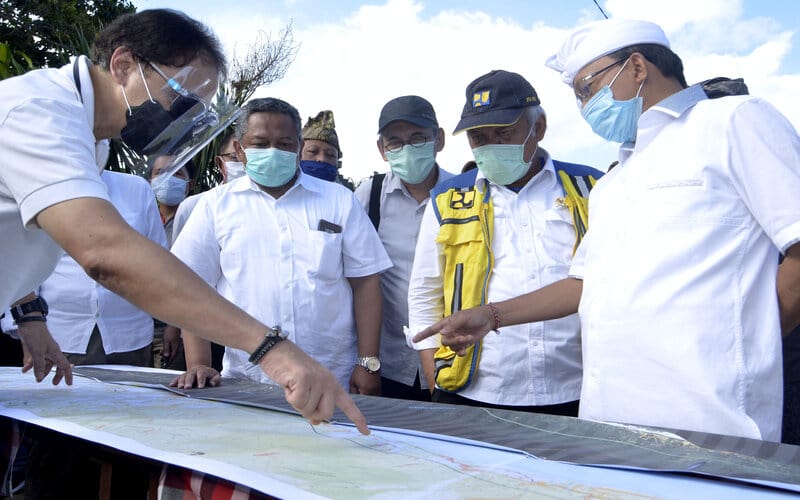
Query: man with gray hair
171,97,391,395
415,19,800,442
407,70,602,414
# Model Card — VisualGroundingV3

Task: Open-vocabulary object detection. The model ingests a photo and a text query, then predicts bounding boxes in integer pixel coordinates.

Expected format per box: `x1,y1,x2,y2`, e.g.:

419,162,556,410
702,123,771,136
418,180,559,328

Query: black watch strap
10,296,49,322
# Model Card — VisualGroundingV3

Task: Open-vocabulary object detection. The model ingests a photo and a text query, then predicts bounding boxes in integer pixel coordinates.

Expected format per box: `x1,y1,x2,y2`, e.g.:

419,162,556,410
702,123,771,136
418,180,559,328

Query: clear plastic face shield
137,63,241,188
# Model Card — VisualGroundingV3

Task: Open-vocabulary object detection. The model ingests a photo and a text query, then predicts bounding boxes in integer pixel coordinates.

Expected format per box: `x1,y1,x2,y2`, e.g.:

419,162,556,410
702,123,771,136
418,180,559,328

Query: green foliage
0,0,135,69
0,41,33,79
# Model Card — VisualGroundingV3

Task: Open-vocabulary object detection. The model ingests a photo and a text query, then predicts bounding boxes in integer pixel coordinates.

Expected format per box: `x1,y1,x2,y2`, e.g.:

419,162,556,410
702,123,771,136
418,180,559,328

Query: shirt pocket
541,207,577,269
309,230,344,282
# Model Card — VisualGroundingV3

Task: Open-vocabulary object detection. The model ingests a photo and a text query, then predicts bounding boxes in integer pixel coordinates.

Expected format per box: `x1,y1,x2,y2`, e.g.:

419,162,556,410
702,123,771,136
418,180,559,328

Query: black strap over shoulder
368,173,385,230
72,57,83,103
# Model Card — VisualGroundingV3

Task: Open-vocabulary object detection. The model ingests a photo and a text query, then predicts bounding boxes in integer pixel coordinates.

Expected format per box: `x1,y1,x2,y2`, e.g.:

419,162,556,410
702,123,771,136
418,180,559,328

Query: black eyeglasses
218,152,239,161
383,135,434,153
573,59,625,101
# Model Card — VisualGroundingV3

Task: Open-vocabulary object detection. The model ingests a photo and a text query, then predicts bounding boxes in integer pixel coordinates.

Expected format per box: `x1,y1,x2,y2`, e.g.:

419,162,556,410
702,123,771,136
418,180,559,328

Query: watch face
365,357,380,372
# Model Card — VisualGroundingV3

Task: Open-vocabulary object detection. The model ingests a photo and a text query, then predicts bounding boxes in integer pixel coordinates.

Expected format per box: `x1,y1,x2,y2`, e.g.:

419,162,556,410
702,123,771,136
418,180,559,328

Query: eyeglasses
573,59,625,102
149,62,196,100
383,135,434,153
218,152,239,161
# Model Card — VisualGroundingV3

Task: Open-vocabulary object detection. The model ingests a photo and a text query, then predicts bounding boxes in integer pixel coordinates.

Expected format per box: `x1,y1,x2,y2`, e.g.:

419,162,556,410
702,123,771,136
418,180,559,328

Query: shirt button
522,221,528,227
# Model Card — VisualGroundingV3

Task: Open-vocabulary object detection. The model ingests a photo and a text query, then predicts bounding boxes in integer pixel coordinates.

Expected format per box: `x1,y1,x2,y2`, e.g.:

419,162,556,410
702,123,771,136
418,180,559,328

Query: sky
132,0,800,183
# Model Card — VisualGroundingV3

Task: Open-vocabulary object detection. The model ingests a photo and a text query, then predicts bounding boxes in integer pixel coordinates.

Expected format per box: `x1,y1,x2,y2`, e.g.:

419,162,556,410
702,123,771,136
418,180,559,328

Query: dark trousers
66,325,152,367
432,389,579,417
381,374,431,402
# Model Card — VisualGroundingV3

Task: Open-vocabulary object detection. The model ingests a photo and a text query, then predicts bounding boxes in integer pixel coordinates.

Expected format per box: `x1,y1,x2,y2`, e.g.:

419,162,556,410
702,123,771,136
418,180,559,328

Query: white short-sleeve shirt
172,172,391,388
0,57,109,308
571,86,800,441
39,171,167,354
408,155,583,406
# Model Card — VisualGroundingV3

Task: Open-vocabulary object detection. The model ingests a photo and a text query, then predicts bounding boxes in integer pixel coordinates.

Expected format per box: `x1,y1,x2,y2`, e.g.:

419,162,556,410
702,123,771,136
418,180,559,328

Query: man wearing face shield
170,97,391,397
353,95,454,401
414,19,800,442
407,70,602,414
0,8,369,434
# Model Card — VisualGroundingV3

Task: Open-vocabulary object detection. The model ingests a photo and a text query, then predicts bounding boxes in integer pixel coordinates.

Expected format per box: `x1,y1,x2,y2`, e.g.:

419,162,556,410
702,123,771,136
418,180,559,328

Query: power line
592,0,609,19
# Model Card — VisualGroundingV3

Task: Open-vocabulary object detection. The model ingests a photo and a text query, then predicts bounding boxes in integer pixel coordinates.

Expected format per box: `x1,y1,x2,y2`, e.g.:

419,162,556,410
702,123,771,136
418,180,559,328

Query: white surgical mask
224,161,246,181
152,176,188,206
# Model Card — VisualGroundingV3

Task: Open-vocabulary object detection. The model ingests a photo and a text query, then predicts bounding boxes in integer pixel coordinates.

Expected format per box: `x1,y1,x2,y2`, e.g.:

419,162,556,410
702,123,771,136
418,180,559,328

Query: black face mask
120,94,200,155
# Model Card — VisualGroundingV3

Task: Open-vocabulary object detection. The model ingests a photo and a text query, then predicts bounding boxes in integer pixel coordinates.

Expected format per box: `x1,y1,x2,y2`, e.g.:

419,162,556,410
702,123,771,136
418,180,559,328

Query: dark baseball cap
453,70,540,134
378,95,439,134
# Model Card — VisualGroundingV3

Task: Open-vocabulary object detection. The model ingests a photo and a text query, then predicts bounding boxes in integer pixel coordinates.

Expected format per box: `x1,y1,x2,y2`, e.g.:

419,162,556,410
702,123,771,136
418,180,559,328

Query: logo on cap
472,91,491,108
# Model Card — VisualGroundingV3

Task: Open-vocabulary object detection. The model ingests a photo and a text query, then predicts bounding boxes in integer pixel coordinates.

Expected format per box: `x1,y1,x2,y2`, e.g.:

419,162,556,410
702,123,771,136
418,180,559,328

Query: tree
0,0,135,69
192,22,300,193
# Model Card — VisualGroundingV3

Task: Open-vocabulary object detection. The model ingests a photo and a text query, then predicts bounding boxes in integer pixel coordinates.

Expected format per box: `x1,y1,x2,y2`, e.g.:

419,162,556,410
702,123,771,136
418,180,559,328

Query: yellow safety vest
430,161,602,392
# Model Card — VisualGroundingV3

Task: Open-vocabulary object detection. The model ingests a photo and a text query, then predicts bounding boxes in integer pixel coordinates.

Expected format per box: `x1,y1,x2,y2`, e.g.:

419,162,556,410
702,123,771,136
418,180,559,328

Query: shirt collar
231,168,319,195
647,84,707,119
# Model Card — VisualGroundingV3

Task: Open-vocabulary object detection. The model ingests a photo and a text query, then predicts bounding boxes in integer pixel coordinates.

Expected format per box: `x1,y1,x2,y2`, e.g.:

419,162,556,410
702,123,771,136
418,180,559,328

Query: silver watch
356,356,381,374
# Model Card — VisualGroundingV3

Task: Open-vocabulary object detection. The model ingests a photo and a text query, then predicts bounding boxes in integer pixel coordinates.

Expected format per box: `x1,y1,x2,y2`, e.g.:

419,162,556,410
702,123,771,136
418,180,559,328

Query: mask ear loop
120,86,132,114
120,62,156,114
137,63,157,103
521,120,537,165
608,57,631,88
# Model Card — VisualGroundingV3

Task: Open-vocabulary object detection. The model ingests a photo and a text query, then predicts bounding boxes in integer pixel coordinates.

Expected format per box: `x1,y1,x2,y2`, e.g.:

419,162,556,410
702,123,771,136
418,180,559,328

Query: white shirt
354,167,454,387
39,171,167,354
172,191,204,242
408,156,582,405
570,86,800,441
172,172,392,388
0,57,109,309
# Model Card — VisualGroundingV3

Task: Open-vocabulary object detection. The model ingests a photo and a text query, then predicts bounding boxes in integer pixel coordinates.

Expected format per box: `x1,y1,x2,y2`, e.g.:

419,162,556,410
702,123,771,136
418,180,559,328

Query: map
0,367,796,499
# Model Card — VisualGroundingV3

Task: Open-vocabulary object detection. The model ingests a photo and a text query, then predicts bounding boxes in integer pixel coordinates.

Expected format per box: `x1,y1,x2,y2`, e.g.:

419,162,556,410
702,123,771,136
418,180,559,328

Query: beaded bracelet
487,302,501,334
14,315,47,325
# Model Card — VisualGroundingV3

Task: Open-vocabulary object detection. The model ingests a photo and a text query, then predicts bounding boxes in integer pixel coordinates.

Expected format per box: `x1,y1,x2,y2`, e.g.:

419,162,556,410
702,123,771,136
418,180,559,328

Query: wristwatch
10,296,48,322
356,356,381,374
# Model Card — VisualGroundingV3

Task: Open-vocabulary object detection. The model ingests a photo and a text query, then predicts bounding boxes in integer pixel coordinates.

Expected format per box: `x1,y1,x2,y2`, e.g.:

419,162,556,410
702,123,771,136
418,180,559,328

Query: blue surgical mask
385,142,436,184
244,148,298,188
471,125,535,186
152,176,188,206
224,161,246,181
581,58,643,143
300,160,338,182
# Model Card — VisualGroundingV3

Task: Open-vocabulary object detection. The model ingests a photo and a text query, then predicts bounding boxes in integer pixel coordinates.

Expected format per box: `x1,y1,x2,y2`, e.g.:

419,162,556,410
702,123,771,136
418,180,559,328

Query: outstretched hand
412,305,496,356
261,341,370,435
169,365,221,389
17,321,73,386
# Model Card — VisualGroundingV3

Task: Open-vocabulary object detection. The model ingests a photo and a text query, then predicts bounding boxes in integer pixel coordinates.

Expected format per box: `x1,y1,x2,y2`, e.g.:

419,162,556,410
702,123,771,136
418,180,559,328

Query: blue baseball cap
453,70,540,134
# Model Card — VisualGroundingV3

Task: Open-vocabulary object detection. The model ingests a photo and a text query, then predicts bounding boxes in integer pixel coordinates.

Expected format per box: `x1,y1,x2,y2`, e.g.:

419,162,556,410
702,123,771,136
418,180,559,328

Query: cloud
191,0,798,182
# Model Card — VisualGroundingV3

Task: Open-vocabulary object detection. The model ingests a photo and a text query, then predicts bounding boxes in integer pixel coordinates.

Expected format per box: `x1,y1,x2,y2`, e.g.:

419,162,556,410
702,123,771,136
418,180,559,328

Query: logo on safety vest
450,188,475,209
